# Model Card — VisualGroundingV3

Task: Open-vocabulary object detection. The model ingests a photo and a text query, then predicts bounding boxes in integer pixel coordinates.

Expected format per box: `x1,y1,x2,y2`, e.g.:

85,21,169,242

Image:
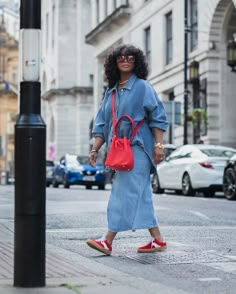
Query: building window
89,74,94,87
45,13,49,50
96,0,100,23
12,67,17,85
200,78,207,136
166,11,173,65
190,0,198,51
104,0,108,17
52,5,55,49
144,26,151,66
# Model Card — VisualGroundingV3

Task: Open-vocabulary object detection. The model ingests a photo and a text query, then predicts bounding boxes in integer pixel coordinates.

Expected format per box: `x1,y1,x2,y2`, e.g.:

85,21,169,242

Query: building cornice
41,86,93,100
85,5,130,45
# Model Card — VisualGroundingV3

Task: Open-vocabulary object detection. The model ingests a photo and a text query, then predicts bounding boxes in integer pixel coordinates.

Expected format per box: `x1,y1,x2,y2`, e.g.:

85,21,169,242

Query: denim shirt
92,73,168,173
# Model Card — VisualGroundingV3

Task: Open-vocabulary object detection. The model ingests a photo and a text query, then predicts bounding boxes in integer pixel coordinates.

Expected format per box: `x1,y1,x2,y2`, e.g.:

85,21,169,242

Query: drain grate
126,251,236,265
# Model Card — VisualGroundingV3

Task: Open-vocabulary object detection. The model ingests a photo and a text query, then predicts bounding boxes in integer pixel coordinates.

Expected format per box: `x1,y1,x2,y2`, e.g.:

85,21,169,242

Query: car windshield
77,156,89,165
66,155,103,166
200,148,236,158
165,148,175,158
66,155,80,167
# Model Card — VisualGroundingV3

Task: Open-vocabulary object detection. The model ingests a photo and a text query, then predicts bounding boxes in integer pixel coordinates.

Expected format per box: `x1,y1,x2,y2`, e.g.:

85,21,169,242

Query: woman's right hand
88,151,98,167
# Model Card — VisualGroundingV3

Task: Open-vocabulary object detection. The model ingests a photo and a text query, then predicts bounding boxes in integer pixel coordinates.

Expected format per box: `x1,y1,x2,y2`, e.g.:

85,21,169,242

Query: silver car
152,144,236,197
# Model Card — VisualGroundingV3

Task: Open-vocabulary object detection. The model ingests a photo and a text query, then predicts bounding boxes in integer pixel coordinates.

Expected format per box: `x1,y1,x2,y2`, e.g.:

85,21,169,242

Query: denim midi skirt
107,145,158,232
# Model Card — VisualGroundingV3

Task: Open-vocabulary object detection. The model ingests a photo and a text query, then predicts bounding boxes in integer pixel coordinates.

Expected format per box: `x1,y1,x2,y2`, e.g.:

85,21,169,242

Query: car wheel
86,185,92,190
98,184,105,190
152,173,164,194
63,175,70,189
223,168,236,200
175,190,182,195
52,178,59,188
182,173,195,196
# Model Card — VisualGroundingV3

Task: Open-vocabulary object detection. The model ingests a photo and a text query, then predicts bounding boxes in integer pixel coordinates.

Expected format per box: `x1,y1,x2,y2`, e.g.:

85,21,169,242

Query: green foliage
61,283,82,294
187,108,208,127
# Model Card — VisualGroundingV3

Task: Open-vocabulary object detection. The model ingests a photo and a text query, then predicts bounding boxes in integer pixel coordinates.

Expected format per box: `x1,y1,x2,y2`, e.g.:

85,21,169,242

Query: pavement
0,220,189,294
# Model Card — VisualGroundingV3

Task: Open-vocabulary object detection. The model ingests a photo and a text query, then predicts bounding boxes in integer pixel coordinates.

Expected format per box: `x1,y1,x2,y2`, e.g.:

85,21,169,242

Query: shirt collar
107,73,137,94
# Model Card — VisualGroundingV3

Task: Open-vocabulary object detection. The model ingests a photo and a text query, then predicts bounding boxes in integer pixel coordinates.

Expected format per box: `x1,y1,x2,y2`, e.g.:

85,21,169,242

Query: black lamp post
14,0,46,287
189,60,201,143
227,39,236,73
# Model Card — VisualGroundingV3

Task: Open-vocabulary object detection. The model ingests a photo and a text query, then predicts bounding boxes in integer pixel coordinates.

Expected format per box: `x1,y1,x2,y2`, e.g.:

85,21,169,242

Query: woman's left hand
153,147,164,164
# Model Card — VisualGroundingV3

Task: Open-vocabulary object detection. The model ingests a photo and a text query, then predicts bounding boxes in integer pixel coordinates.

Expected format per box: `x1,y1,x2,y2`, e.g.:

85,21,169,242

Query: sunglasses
116,55,135,63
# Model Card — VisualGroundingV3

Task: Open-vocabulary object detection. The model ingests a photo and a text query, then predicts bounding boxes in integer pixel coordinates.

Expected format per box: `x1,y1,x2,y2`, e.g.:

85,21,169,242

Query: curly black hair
104,44,149,88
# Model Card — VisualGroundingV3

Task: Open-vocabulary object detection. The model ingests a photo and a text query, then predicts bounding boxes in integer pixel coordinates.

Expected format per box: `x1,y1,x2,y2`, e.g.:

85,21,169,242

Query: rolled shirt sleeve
92,99,106,140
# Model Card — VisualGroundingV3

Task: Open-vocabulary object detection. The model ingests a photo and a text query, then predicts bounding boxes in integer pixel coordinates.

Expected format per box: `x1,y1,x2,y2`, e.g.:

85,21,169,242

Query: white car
152,144,236,197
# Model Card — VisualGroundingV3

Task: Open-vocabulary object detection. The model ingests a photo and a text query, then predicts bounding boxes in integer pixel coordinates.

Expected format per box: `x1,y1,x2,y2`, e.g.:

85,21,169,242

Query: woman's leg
105,230,117,244
137,226,167,253
86,230,117,255
148,226,164,241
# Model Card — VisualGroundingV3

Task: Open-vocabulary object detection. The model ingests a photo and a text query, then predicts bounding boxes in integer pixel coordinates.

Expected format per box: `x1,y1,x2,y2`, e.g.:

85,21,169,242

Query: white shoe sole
86,240,112,255
137,246,167,253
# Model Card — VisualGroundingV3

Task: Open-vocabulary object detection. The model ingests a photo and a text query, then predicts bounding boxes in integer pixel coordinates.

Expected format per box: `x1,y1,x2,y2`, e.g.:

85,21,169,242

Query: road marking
205,262,236,273
198,277,222,282
189,210,210,220
224,255,236,261
170,241,192,247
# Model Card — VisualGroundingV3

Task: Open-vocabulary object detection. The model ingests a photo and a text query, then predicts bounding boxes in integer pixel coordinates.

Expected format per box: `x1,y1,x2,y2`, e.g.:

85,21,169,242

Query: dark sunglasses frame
116,55,135,63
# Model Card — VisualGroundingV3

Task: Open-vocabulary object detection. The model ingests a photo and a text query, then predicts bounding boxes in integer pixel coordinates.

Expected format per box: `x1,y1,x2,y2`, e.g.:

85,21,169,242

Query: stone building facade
41,0,236,159
0,24,18,181
86,0,236,148
41,0,94,160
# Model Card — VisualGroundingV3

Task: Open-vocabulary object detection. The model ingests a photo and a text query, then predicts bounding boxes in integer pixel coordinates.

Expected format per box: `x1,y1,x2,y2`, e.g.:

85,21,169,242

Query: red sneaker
137,238,167,253
86,238,112,255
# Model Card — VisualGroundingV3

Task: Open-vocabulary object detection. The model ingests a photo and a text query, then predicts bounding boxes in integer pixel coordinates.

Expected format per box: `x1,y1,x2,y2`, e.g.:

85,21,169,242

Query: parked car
162,143,176,158
223,154,236,200
52,154,106,189
152,144,236,196
151,144,176,193
46,160,55,187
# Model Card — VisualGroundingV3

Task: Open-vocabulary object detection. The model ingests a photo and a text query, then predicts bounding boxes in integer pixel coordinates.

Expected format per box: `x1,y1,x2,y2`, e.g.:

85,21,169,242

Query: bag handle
111,90,117,134
114,114,135,138
131,118,145,140
112,90,145,140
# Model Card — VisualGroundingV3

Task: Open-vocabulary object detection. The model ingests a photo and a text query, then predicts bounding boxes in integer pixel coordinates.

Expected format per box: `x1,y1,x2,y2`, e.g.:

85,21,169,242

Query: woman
86,44,168,255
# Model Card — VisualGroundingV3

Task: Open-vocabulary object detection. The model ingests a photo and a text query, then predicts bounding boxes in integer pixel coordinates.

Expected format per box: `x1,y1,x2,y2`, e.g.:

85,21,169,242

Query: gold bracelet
154,142,165,150
90,149,98,153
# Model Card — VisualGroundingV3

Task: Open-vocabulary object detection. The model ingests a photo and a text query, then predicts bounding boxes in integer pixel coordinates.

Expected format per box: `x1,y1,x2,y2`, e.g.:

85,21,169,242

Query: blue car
52,154,106,190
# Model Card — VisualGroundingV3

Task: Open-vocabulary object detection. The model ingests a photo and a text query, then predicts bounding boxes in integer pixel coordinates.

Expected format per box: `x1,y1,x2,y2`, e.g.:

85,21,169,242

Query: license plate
83,175,95,181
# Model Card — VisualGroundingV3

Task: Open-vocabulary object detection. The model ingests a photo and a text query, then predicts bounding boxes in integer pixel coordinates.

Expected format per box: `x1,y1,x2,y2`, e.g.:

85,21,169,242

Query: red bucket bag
105,91,144,171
